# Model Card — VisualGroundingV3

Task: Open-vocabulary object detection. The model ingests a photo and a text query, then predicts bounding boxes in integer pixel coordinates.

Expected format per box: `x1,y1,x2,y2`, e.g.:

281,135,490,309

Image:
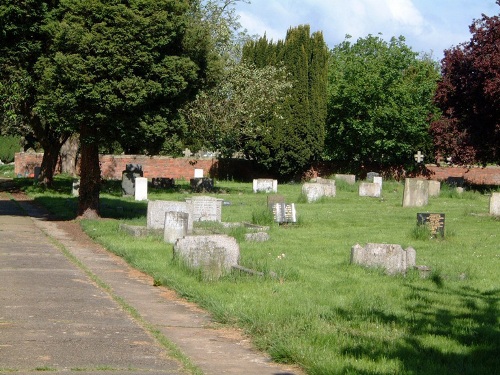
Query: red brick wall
14,152,500,185
15,153,217,180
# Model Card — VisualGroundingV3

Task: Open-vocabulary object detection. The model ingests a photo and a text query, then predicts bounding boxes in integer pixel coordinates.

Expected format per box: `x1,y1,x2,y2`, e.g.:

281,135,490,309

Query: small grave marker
414,151,424,163
253,179,278,193
134,177,148,201
272,202,297,224
417,213,445,236
490,192,500,216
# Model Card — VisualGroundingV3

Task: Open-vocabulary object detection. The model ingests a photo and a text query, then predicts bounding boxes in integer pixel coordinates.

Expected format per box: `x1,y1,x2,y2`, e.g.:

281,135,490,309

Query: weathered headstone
33,166,41,181
335,174,356,184
190,177,214,192
122,164,143,196
151,178,175,189
173,235,240,279
164,211,189,244
446,176,465,188
267,194,285,209
302,181,336,202
253,179,278,193
359,182,381,198
373,176,383,187
147,200,192,233
402,178,429,207
272,203,297,224
350,243,416,275
366,172,380,182
245,232,270,242
428,180,441,197
72,179,80,197
185,196,223,223
134,177,148,201
490,192,500,216
417,213,445,236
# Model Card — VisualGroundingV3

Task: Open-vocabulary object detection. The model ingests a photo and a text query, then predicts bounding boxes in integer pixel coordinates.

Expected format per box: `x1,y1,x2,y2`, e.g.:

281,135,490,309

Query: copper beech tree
431,1,500,165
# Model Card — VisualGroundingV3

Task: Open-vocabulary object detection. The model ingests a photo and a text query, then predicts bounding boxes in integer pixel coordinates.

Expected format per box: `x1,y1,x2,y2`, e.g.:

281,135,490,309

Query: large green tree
326,35,440,173
35,0,211,218
0,0,71,185
242,25,329,179
430,1,500,165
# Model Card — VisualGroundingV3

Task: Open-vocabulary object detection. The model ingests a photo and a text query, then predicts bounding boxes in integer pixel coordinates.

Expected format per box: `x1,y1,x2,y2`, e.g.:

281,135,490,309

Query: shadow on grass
334,284,499,374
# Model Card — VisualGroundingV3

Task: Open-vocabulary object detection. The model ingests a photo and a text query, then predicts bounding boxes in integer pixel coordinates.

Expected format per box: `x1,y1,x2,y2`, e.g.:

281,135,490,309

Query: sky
234,0,499,61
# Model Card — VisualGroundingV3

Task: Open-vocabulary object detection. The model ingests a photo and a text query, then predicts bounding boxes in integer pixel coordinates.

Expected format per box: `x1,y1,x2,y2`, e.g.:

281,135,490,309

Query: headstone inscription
402,178,429,207
490,192,500,216
350,243,416,275
272,203,297,224
185,196,223,222
122,164,143,196
417,213,445,236
253,179,278,193
134,177,148,201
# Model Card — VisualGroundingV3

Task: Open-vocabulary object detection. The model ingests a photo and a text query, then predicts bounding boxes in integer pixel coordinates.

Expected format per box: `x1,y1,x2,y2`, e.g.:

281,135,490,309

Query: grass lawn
21,177,500,375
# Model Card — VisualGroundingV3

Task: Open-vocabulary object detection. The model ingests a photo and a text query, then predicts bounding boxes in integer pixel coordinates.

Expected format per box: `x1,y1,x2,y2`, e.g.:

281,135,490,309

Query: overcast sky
234,0,499,61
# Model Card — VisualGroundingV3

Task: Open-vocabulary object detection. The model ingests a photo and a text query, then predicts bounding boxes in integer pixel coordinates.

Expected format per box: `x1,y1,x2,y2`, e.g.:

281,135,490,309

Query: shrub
0,136,21,163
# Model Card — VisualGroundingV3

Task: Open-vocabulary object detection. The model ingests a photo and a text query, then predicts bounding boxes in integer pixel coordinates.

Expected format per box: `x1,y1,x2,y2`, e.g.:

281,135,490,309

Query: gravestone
335,174,356,184
302,181,336,202
373,176,383,188
122,164,143,196
185,196,223,223
134,177,148,201
147,200,192,233
151,178,175,189
72,179,80,197
272,203,297,224
417,213,445,237
173,235,240,279
245,232,270,242
34,166,41,181
446,177,465,187
164,211,189,244
194,169,204,178
267,194,285,209
490,192,500,216
359,182,381,198
402,178,429,207
253,179,278,193
366,172,380,182
428,180,441,197
350,243,416,275
190,177,214,192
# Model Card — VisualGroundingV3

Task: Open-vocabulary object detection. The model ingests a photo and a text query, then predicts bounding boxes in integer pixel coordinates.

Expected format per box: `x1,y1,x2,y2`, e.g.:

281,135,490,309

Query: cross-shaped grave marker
414,151,424,163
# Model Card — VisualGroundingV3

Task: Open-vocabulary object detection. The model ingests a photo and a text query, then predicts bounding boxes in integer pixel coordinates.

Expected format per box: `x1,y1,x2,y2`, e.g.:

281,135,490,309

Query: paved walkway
0,189,301,375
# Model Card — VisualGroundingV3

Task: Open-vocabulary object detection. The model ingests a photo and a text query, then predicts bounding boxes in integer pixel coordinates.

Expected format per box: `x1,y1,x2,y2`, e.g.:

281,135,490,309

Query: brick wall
14,152,500,185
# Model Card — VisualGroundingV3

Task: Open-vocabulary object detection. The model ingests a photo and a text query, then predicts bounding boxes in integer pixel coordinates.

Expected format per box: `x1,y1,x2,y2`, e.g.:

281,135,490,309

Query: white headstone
134,177,148,201
253,179,278,193
490,192,500,216
164,211,189,244
359,182,381,198
194,169,204,178
373,176,383,187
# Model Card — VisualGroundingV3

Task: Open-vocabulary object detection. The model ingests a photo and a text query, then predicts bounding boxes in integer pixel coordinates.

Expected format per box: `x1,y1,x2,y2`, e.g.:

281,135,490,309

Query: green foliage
242,26,329,179
0,135,21,162
326,35,440,172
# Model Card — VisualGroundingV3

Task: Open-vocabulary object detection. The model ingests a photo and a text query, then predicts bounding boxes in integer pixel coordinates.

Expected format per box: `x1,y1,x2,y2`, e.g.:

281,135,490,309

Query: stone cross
414,151,424,163
183,148,192,158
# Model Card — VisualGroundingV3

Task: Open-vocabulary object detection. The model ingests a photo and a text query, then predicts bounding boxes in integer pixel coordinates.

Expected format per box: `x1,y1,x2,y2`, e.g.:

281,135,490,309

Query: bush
0,136,21,163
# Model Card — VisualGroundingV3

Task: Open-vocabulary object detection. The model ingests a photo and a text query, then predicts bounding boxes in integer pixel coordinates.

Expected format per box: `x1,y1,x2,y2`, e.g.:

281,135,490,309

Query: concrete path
0,189,302,375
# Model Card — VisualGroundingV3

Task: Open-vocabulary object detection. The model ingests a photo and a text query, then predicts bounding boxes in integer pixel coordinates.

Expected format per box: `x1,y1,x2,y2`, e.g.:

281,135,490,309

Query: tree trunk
77,125,100,219
39,141,62,187
59,134,80,175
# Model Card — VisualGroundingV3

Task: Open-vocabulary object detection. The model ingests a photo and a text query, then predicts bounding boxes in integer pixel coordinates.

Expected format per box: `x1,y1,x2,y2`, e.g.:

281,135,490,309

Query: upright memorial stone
402,178,429,207
350,243,416,275
272,203,297,224
335,174,356,184
122,164,143,196
428,180,441,197
417,213,445,237
147,200,192,233
134,177,148,201
185,196,223,222
164,211,189,244
253,179,278,193
490,192,500,216
359,182,381,198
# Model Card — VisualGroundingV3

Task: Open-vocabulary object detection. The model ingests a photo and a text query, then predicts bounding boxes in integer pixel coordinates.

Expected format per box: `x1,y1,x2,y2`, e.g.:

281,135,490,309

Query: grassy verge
22,177,500,374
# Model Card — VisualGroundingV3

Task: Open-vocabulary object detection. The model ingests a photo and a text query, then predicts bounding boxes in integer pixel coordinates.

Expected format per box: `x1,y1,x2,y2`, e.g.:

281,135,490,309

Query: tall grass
26,178,500,374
